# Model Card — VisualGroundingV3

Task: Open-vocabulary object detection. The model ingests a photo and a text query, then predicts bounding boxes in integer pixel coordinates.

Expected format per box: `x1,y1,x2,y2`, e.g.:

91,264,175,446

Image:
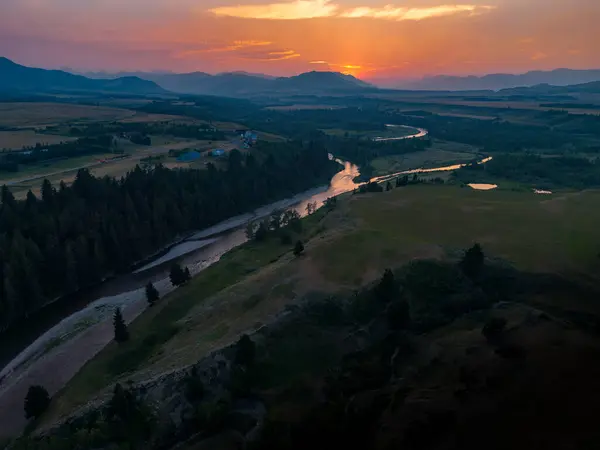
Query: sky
1,0,599,80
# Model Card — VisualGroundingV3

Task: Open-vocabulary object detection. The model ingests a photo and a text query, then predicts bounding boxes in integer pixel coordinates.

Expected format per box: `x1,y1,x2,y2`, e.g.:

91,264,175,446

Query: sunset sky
1,0,599,80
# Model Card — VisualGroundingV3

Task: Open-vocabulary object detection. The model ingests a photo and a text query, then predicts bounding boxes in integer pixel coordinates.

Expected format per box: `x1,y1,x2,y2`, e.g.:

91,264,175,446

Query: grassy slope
44,184,600,425
370,140,480,176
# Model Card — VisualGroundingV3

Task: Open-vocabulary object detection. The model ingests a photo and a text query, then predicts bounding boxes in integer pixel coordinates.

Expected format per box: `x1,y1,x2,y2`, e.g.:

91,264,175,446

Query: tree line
68,120,226,141
0,141,338,331
0,135,115,172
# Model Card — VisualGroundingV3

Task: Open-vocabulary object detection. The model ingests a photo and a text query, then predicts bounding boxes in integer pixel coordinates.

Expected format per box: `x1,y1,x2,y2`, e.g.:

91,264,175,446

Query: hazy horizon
2,0,599,80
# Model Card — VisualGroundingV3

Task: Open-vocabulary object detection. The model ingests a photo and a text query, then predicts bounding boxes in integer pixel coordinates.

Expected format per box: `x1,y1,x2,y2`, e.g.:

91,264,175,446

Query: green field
43,184,600,426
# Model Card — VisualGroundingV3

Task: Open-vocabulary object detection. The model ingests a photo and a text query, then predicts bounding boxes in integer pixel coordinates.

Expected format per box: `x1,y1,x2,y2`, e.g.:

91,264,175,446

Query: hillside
0,58,166,95
16,184,600,450
402,68,600,91
84,69,374,96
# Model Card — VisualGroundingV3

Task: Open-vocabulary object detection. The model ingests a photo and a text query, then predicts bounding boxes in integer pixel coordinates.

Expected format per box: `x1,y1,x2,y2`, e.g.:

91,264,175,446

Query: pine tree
460,243,485,279
294,240,305,257
113,307,129,343
170,263,189,286
145,282,159,306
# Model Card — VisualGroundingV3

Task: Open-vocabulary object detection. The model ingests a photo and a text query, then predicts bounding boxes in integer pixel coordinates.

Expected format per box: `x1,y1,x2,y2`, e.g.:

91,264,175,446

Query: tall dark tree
113,307,129,343
460,243,485,279
170,263,189,286
234,334,256,367
24,385,50,419
376,269,399,304
294,240,305,257
145,282,159,306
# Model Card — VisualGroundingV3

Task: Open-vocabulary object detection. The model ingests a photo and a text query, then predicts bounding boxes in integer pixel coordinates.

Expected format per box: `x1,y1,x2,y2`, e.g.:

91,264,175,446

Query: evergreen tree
234,334,256,367
145,282,159,306
376,269,398,304
294,240,305,257
170,263,189,286
113,307,129,343
24,385,50,419
386,181,392,191
460,243,485,279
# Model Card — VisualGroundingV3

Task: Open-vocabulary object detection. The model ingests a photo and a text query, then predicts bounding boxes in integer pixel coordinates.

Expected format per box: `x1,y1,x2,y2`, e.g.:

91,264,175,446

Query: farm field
0,130,76,149
0,103,136,128
43,184,600,425
5,137,229,198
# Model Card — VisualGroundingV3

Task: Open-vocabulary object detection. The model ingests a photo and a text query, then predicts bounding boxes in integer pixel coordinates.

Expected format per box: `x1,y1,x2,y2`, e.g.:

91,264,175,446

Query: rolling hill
0,57,166,95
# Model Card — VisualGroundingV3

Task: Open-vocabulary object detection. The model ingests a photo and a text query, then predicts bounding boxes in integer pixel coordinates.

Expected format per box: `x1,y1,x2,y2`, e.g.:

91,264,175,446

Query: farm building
211,149,226,157
240,130,258,146
177,150,201,162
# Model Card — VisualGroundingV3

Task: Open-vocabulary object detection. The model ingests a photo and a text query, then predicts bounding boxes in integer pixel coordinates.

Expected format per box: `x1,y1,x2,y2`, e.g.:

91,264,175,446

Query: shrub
24,385,50,419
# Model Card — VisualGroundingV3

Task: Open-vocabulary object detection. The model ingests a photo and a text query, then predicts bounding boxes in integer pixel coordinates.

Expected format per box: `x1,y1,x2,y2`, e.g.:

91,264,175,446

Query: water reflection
468,183,498,191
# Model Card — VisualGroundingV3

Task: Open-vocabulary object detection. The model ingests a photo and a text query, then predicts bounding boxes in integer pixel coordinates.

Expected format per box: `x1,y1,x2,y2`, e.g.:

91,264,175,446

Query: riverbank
0,125,431,439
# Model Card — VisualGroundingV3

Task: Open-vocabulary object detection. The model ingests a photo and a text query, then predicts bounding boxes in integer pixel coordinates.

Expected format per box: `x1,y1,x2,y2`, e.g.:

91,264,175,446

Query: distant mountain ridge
83,69,373,97
400,68,600,91
0,58,166,95
500,80,600,95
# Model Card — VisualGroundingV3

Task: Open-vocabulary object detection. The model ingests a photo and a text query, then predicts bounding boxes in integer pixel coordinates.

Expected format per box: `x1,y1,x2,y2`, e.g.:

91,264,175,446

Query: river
0,125,490,378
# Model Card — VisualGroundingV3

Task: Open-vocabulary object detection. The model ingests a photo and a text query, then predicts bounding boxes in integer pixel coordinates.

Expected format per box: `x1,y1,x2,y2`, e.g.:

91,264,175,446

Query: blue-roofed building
177,150,201,162
241,130,259,147
212,149,226,157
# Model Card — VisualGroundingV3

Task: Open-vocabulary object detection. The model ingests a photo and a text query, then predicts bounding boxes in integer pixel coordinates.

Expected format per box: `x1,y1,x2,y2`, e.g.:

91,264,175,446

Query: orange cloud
341,5,495,21
209,1,494,22
210,0,338,20
175,40,272,58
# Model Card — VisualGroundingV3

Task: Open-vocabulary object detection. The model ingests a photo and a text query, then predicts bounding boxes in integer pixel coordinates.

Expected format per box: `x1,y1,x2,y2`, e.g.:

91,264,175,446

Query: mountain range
84,70,373,96
398,69,600,91
0,57,373,97
499,80,600,95
0,57,165,95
